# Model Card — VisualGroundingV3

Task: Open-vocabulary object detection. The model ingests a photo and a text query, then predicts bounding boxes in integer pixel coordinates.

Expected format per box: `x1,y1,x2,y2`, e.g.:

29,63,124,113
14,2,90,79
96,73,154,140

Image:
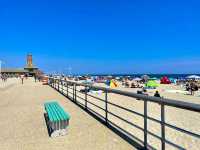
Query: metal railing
49,78,200,150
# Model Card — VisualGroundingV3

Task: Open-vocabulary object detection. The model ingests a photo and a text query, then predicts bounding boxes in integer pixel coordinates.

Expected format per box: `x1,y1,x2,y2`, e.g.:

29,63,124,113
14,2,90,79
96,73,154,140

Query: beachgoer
190,82,195,95
154,91,161,98
20,74,24,84
34,75,37,82
143,89,148,96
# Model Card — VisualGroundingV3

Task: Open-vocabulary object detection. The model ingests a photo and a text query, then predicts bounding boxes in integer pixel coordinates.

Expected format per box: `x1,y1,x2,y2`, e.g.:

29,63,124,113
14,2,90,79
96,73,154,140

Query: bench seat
44,101,70,137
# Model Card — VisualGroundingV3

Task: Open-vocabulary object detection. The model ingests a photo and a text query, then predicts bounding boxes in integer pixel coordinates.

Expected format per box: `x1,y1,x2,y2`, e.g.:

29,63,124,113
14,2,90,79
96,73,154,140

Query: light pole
67,66,72,77
0,60,2,75
0,60,4,76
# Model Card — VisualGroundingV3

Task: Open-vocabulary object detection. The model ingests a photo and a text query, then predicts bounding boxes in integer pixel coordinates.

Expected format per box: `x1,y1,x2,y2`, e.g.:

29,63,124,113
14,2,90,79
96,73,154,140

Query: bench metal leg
48,120,69,137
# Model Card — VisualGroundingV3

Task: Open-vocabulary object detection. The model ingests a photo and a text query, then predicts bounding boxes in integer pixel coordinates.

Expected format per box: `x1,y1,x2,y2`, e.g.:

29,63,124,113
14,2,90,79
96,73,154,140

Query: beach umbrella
141,75,150,81
107,75,113,79
145,80,159,88
186,75,200,79
115,77,120,80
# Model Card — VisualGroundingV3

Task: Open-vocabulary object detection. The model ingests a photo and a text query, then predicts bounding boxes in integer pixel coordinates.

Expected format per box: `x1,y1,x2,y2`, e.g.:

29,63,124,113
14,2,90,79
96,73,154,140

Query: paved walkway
0,78,133,150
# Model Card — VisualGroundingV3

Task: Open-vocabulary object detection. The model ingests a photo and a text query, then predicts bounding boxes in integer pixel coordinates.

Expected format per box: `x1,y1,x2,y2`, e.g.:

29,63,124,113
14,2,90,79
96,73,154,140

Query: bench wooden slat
54,102,70,120
49,103,59,122
45,103,54,122
52,103,64,121
54,103,68,120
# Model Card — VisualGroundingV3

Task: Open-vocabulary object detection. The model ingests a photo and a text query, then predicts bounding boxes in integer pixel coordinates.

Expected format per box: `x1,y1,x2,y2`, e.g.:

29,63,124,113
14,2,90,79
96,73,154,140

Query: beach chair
44,101,70,137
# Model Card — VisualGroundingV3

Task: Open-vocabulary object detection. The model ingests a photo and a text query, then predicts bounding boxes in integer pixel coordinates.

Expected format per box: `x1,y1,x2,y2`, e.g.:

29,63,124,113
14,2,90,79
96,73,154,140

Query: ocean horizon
68,74,200,79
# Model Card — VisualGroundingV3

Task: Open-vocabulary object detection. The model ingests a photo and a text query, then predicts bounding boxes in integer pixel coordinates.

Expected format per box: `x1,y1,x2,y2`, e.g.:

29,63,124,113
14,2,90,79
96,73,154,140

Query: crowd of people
0,73,42,84
0,74,8,82
186,82,199,95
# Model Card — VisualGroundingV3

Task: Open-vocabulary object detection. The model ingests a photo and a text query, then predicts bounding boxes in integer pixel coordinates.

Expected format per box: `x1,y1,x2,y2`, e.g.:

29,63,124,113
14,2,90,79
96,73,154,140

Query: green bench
44,101,70,137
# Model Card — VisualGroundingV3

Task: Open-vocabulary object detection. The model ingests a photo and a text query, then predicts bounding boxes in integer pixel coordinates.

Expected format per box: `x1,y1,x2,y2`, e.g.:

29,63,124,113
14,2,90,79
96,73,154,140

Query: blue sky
0,0,200,74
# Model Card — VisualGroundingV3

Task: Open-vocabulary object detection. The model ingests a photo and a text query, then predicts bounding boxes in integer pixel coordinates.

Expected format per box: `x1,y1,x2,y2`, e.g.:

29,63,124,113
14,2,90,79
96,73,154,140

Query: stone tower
24,54,38,76
27,54,33,68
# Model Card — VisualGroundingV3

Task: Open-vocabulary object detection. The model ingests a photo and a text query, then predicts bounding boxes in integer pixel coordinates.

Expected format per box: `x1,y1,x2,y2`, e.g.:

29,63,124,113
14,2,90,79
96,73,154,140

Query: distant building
1,54,39,76
24,54,39,75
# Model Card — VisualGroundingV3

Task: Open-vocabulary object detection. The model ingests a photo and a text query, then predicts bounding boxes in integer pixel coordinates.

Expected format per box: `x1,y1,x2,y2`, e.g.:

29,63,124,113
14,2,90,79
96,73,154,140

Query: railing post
73,84,75,101
53,79,55,88
85,85,88,110
75,84,77,103
161,103,165,150
58,79,60,91
67,82,68,97
105,89,108,125
61,80,63,94
144,100,148,149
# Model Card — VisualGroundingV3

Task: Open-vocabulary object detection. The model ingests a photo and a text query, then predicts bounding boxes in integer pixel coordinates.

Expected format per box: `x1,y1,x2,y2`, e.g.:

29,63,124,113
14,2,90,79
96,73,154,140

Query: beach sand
63,81,200,150
1,78,199,149
0,78,134,150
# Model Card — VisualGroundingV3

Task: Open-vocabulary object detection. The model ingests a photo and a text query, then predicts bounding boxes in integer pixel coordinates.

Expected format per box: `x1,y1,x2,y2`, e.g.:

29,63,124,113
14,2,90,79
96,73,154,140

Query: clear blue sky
0,0,200,74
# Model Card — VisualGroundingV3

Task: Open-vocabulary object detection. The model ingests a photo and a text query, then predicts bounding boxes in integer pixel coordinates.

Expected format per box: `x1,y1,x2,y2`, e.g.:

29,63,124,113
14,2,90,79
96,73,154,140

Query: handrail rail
50,77,200,112
49,77,200,150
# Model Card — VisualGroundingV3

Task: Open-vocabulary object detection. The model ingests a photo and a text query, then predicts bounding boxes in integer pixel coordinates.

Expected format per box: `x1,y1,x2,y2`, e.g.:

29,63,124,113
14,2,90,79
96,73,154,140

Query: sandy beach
62,80,200,150
0,78,133,150
0,77,199,150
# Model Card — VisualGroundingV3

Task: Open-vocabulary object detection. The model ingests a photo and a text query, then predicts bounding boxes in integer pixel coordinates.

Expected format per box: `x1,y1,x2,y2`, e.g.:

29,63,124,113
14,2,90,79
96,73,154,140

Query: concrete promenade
0,78,133,150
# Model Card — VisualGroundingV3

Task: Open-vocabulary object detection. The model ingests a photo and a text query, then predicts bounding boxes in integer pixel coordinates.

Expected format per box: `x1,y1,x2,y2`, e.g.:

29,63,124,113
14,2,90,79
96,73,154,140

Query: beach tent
145,80,159,88
106,80,118,88
186,75,200,80
141,75,150,82
110,80,118,88
160,76,171,84
133,77,142,81
169,78,177,84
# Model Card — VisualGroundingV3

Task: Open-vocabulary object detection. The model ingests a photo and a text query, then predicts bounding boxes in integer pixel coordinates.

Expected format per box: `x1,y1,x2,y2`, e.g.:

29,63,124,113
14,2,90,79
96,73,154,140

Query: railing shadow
49,85,148,150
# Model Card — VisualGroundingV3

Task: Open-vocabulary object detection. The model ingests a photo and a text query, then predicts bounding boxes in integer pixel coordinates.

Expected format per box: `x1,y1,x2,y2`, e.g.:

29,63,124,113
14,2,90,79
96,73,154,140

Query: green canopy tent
145,80,159,88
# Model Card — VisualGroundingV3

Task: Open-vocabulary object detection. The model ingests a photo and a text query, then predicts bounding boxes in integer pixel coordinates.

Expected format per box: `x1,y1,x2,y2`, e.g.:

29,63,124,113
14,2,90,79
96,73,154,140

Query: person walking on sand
20,74,24,84
34,75,37,82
